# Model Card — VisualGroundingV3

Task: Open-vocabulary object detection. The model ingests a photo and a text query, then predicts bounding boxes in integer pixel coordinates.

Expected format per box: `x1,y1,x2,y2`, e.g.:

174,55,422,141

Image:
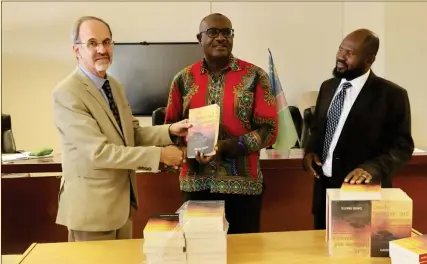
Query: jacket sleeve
132,118,173,147
359,88,414,181
52,87,162,171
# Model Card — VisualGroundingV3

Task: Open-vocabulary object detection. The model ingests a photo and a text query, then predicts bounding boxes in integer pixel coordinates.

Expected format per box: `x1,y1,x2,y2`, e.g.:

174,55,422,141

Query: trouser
312,176,342,230
182,190,263,234
68,217,132,242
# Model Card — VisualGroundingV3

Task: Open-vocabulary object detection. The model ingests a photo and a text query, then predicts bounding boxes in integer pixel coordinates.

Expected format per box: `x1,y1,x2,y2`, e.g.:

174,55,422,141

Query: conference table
16,229,423,264
2,148,427,255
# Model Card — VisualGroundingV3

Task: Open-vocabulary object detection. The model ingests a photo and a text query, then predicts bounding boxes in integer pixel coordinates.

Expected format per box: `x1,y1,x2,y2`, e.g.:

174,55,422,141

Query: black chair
300,106,316,148
267,105,302,149
1,113,17,153
151,107,166,126
288,106,303,147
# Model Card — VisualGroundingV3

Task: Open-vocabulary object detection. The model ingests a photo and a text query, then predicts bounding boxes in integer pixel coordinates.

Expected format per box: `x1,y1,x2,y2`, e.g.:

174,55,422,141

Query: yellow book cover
187,104,220,158
371,189,413,257
391,235,427,262
340,182,381,193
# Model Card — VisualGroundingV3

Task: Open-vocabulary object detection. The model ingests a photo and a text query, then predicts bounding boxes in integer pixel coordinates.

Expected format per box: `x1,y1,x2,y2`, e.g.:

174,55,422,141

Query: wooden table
17,229,422,264
2,149,427,255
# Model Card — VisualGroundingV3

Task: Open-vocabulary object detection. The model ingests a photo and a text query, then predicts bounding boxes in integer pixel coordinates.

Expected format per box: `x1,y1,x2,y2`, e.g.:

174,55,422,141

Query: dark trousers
312,176,342,230
181,190,263,234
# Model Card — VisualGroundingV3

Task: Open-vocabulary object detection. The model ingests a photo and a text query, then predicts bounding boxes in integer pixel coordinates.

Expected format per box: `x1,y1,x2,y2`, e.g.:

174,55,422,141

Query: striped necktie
322,82,352,162
102,80,122,130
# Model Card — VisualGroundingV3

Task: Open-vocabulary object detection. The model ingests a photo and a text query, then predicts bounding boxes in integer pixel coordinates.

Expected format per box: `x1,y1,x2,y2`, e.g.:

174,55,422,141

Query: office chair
1,113,17,153
300,106,315,148
152,107,166,126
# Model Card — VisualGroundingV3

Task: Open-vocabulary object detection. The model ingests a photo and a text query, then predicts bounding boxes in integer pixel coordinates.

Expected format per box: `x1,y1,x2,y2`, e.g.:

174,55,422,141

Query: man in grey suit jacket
52,16,190,242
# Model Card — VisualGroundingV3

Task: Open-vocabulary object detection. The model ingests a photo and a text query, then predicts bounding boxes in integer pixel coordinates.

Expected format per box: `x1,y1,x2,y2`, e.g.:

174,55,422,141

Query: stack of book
142,214,186,264
326,187,413,257
177,200,228,264
389,234,427,264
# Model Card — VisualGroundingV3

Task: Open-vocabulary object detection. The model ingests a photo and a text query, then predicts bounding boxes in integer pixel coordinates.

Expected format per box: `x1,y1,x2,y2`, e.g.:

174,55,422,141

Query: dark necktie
322,82,352,162
102,80,122,130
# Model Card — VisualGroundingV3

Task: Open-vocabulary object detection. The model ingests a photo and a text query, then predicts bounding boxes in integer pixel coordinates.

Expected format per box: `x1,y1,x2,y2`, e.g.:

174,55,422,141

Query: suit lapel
319,78,340,122
73,67,125,140
108,78,132,145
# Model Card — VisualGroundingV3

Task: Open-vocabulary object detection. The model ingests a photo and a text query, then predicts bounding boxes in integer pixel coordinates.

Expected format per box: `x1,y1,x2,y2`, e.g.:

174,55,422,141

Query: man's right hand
160,146,184,169
303,153,322,178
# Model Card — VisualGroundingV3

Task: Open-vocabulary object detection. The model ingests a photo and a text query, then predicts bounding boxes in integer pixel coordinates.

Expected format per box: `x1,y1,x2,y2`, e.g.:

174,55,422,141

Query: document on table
1,152,53,162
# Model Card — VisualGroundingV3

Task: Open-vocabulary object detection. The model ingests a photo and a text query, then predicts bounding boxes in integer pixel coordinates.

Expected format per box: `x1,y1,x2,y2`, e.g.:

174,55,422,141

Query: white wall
1,1,426,152
384,2,427,149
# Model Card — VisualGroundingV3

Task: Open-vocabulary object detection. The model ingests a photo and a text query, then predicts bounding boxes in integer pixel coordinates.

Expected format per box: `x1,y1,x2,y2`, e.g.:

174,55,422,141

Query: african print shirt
164,55,278,195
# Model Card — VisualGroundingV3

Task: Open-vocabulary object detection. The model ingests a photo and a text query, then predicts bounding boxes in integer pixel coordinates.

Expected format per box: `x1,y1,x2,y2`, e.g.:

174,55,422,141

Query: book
186,104,220,158
142,214,186,264
389,234,427,264
177,200,227,233
340,180,381,200
326,188,413,257
176,200,228,264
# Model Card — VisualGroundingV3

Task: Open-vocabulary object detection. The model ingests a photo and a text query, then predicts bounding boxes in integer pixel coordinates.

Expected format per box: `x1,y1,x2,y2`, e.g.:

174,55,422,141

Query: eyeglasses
75,39,114,50
200,28,234,38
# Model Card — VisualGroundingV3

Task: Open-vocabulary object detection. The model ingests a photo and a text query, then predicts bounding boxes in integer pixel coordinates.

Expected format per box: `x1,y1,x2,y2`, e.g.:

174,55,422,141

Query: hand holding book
194,139,245,164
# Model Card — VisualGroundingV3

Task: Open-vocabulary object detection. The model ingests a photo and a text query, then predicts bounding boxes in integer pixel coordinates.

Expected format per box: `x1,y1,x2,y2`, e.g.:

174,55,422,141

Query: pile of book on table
177,200,228,264
326,180,413,258
142,214,186,264
142,200,228,264
389,234,427,264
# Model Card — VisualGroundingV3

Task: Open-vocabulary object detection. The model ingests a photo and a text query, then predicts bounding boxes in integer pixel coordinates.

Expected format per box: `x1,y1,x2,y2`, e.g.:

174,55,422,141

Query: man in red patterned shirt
164,13,278,234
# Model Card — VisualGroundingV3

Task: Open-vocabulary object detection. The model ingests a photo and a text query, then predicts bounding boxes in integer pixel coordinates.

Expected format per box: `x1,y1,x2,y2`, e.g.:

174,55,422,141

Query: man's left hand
344,168,373,184
169,119,192,137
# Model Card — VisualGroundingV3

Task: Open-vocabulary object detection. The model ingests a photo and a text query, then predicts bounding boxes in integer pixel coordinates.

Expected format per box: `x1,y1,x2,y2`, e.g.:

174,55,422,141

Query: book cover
143,214,183,236
328,200,372,257
186,104,220,158
390,234,427,262
327,188,413,258
371,191,413,257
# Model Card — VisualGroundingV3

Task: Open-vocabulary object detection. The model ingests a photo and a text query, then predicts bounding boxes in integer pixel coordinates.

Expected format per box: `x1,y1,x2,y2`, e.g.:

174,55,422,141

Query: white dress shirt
322,69,370,177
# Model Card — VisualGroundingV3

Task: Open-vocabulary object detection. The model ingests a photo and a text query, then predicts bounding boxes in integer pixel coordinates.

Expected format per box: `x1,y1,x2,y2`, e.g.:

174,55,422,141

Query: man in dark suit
303,28,414,230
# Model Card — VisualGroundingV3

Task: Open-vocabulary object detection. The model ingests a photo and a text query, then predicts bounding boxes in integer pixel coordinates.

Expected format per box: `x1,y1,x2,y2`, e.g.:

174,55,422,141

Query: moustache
95,55,110,60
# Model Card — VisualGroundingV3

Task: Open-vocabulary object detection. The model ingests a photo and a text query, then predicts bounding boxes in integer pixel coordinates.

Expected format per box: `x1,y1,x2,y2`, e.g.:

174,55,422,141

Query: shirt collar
200,54,241,74
339,69,370,90
79,64,107,90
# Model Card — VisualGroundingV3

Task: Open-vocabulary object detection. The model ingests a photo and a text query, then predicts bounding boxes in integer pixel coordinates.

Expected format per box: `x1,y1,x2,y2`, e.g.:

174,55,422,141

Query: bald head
199,13,232,32
333,28,380,80
197,13,234,62
346,29,379,57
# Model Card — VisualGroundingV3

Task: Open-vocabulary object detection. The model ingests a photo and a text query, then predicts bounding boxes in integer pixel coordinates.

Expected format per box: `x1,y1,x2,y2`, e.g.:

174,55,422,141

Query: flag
268,48,300,150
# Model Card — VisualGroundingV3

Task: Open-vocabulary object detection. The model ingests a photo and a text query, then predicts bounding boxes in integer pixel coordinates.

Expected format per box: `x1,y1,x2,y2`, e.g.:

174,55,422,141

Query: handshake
160,145,186,169
157,119,247,169
159,119,190,169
